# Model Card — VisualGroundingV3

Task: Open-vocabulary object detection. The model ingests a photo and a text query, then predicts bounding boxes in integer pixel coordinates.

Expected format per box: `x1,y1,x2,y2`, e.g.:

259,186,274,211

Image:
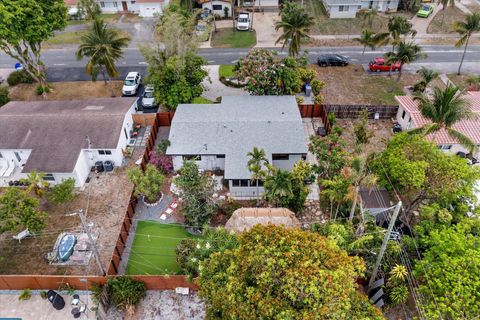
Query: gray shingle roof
166,96,308,179
0,98,136,173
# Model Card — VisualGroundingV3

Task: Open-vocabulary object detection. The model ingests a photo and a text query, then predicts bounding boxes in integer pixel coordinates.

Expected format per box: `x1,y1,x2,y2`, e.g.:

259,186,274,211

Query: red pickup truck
369,57,401,72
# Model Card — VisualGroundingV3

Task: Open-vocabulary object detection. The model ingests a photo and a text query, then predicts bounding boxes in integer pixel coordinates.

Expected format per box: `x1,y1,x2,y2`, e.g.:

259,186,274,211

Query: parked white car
122,72,141,96
236,12,250,31
141,85,156,108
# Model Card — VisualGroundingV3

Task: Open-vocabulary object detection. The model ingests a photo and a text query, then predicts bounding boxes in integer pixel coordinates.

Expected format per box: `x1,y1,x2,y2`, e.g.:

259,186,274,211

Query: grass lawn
192,96,214,104
219,65,236,78
211,28,257,48
45,28,130,45
67,19,87,26
8,81,124,101
427,7,465,34
125,221,201,275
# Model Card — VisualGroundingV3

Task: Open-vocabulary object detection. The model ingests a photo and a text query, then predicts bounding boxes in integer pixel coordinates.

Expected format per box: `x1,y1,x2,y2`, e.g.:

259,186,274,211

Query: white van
236,12,250,31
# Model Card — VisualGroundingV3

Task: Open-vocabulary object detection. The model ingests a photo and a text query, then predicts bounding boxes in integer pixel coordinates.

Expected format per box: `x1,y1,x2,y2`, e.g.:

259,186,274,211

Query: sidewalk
201,65,247,101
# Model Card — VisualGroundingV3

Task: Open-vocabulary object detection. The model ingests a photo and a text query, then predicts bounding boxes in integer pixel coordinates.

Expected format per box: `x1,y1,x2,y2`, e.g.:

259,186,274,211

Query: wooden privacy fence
132,111,176,127
323,104,398,119
298,104,331,134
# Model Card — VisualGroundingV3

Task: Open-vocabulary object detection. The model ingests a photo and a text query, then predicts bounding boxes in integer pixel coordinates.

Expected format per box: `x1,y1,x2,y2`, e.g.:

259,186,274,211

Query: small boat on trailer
58,234,76,261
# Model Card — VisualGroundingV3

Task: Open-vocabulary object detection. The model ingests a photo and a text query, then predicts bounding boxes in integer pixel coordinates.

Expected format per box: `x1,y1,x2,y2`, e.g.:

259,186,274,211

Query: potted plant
128,164,165,206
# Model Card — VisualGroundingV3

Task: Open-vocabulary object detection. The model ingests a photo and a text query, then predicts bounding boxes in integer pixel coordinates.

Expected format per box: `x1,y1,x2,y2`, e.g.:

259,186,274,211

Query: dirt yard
427,6,466,34
8,81,124,101
312,64,420,105
0,165,138,275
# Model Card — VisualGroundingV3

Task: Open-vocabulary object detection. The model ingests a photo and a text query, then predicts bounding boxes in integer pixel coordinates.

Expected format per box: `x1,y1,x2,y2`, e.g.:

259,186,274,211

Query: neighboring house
166,96,308,199
0,98,137,188
198,0,233,17
137,0,168,17
225,208,300,233
396,94,480,159
241,0,279,7
65,0,80,16
322,0,399,19
96,0,167,15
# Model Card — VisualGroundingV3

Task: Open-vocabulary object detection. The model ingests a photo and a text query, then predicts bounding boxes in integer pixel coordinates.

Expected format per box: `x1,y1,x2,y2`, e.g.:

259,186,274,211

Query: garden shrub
18,289,31,301
35,85,50,96
297,67,317,84
107,276,146,311
311,79,326,95
7,70,34,86
47,178,76,204
0,86,10,107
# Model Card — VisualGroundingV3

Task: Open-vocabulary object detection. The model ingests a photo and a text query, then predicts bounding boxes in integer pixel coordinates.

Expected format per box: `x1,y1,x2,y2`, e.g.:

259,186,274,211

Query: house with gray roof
166,96,308,199
0,98,137,187
322,0,399,18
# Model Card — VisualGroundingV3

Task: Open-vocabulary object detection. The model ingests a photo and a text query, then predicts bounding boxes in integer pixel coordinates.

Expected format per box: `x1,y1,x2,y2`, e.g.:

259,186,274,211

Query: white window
438,145,452,150
113,2,118,8
100,1,105,8
14,152,21,162
43,174,55,182
339,5,349,11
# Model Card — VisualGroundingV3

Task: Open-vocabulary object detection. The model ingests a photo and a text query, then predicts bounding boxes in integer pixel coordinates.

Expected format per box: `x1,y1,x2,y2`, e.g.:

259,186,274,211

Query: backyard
125,221,201,275
210,28,257,48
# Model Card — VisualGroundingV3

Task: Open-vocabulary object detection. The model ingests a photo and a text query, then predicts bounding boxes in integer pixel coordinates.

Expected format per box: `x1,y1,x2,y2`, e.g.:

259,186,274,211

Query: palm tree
20,171,50,197
454,13,480,75
346,157,377,221
247,147,268,201
387,16,417,51
76,19,130,95
264,169,293,207
358,8,378,29
412,84,477,153
386,41,426,82
275,3,315,57
413,67,440,93
320,172,350,219
353,29,390,55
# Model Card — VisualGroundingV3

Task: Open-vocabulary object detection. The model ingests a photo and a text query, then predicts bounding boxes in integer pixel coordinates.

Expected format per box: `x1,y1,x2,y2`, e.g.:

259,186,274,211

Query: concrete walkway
252,12,283,48
302,118,321,201
201,65,247,101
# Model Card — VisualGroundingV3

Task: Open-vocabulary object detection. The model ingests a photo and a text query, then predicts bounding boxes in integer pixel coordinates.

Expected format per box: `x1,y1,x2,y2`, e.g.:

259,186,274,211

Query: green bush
128,164,165,203
47,178,76,204
107,276,146,310
18,289,31,301
7,70,34,86
35,85,50,96
0,86,10,107
297,68,317,84
40,290,48,299
311,79,326,95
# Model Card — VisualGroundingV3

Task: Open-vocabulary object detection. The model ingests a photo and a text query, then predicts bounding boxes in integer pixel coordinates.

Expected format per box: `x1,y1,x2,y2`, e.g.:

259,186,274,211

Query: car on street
122,72,141,96
316,54,349,67
141,85,157,108
368,57,401,72
417,4,433,18
236,12,250,31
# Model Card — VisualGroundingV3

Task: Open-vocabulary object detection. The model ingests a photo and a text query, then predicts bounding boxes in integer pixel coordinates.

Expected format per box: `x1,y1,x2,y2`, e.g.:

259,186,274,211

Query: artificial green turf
219,65,235,78
125,221,201,275
192,96,214,104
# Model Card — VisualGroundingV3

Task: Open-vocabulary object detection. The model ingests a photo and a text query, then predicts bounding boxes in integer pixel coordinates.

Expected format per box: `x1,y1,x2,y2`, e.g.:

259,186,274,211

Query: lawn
211,28,257,48
45,28,130,45
126,221,201,275
219,65,236,78
427,6,465,34
192,96,214,104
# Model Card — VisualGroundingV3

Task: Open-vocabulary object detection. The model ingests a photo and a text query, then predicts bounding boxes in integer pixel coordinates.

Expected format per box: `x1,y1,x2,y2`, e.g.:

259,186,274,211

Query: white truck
236,12,250,31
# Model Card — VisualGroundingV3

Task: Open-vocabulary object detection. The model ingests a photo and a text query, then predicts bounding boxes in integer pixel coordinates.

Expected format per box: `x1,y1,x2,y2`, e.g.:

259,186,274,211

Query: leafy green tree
0,0,67,94
128,164,165,203
106,276,146,312
454,12,480,75
414,219,480,319
385,41,426,82
353,29,389,55
0,187,47,233
47,178,76,204
76,18,129,94
174,161,216,228
370,133,480,220
412,84,476,152
275,2,314,57
309,126,348,180
413,67,440,93
247,147,269,201
77,0,101,20
198,225,384,320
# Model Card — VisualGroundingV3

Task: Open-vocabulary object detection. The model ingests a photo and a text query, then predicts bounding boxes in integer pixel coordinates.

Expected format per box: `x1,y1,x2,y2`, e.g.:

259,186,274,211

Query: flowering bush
149,150,173,174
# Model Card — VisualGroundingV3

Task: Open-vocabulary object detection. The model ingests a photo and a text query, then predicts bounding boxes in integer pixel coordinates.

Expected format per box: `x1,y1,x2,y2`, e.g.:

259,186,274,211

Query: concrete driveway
410,3,441,34
252,12,283,48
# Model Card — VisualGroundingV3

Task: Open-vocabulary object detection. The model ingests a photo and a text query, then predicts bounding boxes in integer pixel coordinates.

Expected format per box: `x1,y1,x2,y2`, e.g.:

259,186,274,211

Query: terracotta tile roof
396,95,480,145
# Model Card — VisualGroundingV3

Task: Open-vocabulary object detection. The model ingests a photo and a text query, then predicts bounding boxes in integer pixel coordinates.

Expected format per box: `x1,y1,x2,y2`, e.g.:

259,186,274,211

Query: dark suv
317,54,349,67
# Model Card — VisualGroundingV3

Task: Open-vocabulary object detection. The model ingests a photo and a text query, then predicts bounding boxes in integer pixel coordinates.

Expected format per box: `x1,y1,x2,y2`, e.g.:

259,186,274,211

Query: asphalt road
1,45,479,82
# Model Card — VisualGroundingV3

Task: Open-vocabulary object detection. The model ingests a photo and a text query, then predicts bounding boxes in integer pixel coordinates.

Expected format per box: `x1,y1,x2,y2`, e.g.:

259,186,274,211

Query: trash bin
305,84,312,97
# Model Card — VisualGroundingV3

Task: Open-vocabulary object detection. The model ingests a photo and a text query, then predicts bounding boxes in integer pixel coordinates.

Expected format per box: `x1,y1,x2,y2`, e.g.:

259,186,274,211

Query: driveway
252,12,283,48
409,3,441,34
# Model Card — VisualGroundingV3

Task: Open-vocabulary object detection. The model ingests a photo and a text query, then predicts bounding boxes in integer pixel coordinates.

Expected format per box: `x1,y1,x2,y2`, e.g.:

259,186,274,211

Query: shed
225,208,300,234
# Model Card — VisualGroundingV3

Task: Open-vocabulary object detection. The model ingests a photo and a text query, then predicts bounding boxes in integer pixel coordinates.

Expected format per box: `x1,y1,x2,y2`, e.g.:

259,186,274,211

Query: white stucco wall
139,2,164,17
228,180,264,198
327,4,358,18
272,154,304,171
98,1,139,13
202,1,232,17
396,106,414,130
172,155,226,172
242,0,278,7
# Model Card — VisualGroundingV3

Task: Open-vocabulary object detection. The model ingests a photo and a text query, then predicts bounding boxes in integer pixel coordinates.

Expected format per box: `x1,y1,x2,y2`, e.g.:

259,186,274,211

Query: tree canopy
197,225,384,320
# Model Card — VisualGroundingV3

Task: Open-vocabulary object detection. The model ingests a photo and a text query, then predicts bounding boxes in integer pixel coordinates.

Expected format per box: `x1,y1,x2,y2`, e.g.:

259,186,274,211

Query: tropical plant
0,0,67,95
47,178,76,204
465,74,480,91
389,285,409,305
454,12,480,75
297,67,317,84
77,0,101,20
354,29,390,55
309,126,348,179
18,289,31,301
128,164,165,203
106,276,146,312
311,79,326,95
264,168,294,207
20,171,50,198
347,157,377,220
76,18,129,95
353,109,374,144
197,225,384,319
413,67,440,93
412,84,477,152
0,86,9,107
275,3,315,57
387,16,416,50
390,264,408,281
40,290,48,299
246,147,269,201
386,41,426,82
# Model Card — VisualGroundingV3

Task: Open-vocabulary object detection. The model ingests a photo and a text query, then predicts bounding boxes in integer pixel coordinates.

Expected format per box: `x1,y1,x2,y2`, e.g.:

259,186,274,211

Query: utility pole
368,201,401,289
78,209,106,276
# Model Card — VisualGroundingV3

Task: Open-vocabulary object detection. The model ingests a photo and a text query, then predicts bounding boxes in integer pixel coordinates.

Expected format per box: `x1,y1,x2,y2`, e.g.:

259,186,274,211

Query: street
1,45,479,82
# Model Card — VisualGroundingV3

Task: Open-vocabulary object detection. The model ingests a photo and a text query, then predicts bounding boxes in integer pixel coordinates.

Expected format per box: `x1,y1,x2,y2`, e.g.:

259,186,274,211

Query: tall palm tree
388,16,417,51
76,19,130,95
264,169,293,207
346,157,377,221
454,12,480,75
20,171,50,197
353,29,390,55
247,147,268,201
412,84,477,152
359,8,378,29
386,41,426,82
275,4,315,57
320,172,350,220
413,67,440,93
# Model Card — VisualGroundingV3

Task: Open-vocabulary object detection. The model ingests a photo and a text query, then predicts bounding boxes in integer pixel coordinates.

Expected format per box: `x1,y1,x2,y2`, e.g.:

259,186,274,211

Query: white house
166,96,308,199
322,0,399,19
395,94,480,159
137,0,168,17
199,0,233,17
0,98,137,188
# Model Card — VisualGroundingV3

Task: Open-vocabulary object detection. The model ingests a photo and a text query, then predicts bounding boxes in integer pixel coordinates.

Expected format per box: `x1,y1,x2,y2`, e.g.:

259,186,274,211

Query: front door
122,1,128,11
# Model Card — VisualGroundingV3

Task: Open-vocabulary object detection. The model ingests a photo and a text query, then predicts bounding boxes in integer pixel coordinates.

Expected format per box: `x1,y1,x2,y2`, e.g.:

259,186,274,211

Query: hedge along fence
0,275,197,290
